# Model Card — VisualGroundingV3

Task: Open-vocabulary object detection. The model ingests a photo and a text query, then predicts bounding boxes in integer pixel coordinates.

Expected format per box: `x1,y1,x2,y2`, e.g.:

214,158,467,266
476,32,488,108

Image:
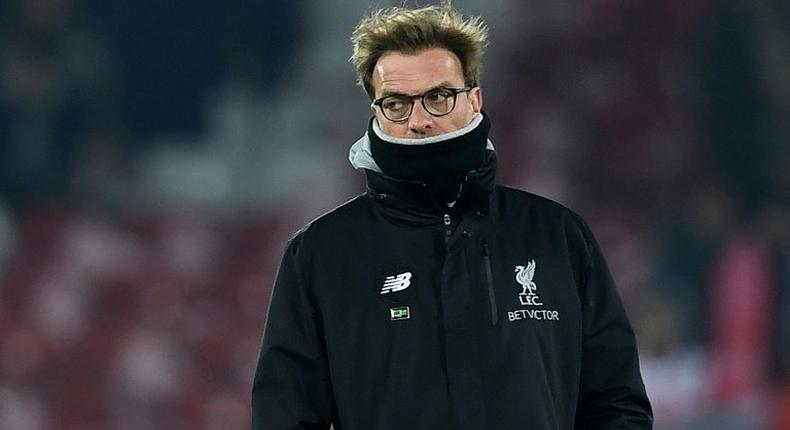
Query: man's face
370,47,483,138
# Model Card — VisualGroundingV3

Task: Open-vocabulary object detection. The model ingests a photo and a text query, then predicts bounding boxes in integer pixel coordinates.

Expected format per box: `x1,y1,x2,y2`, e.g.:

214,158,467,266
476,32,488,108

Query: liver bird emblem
515,260,537,295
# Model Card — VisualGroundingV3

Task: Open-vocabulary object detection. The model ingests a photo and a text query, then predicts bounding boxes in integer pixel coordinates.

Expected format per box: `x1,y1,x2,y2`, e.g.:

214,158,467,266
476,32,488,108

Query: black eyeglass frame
371,86,473,122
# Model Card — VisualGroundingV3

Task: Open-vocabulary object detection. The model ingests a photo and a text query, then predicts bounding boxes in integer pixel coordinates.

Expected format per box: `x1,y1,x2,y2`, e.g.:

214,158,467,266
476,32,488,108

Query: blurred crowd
0,1,787,429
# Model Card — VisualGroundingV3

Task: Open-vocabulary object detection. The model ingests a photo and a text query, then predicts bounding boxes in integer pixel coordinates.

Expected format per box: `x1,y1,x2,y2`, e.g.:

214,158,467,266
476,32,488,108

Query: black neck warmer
369,113,491,204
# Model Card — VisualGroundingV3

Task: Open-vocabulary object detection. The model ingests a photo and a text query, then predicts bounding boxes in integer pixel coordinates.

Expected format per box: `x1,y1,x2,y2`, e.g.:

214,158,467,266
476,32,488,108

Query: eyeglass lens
381,88,457,121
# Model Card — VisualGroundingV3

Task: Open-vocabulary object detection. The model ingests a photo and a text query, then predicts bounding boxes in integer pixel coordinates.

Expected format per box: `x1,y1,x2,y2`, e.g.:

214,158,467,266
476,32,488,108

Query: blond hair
350,2,488,97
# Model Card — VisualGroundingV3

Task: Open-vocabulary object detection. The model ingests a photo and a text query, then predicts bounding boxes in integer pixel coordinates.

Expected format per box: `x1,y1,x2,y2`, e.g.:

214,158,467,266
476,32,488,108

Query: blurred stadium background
0,0,787,429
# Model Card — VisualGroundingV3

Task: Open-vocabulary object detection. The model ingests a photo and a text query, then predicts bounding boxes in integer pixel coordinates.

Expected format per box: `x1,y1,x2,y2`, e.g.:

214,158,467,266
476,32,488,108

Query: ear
469,86,483,113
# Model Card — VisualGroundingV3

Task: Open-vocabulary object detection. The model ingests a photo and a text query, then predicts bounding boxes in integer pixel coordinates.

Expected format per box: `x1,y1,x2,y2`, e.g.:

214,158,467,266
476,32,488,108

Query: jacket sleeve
574,221,653,429
251,237,335,430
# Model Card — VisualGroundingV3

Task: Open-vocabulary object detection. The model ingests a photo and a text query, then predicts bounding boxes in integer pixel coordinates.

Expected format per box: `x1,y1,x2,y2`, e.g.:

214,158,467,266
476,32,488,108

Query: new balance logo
380,272,412,294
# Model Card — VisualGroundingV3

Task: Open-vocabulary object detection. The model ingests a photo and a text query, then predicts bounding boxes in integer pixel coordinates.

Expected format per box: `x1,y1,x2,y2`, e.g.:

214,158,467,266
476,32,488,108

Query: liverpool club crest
515,261,542,306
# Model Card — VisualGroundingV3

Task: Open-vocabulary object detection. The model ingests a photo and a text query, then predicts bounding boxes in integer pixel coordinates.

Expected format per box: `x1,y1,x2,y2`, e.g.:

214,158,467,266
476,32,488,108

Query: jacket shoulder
494,185,584,222
493,184,595,256
288,193,370,245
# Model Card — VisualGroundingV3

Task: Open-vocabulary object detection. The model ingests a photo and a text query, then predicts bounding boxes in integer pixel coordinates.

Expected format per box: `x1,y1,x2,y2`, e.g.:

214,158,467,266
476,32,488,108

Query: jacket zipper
443,213,452,244
482,240,498,326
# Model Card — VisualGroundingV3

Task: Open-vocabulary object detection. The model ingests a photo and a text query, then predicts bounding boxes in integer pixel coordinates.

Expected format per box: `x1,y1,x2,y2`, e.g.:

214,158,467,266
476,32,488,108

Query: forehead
371,47,465,97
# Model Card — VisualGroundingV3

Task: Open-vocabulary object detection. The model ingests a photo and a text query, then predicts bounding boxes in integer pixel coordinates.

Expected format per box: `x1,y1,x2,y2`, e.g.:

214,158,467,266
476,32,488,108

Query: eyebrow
379,81,458,98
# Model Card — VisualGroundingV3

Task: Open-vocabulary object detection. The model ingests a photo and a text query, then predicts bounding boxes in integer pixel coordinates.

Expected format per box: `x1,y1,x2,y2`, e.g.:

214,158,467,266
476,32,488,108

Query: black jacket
252,150,653,429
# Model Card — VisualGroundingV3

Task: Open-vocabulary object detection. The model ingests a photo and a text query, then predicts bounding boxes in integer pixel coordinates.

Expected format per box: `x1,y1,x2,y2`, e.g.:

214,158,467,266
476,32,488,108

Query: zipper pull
443,213,452,237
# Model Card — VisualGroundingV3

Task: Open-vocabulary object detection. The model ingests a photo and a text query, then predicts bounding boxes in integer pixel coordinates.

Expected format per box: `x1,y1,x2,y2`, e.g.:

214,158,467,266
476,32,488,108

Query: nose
407,99,433,136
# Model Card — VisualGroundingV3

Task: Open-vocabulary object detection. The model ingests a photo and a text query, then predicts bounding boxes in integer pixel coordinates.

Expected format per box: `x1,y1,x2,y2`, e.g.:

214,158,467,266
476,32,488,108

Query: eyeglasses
372,86,473,122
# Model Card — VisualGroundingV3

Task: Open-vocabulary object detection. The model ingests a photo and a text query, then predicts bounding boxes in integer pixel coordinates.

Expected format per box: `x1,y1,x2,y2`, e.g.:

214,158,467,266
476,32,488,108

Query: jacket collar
348,116,497,225
360,150,497,226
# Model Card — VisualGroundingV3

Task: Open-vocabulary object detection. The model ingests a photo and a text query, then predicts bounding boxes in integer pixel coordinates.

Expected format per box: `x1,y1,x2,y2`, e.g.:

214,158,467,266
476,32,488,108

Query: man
252,3,653,429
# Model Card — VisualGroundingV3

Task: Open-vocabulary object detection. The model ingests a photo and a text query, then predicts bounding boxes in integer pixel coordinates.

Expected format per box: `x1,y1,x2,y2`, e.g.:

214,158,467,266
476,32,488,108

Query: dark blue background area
85,0,303,139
